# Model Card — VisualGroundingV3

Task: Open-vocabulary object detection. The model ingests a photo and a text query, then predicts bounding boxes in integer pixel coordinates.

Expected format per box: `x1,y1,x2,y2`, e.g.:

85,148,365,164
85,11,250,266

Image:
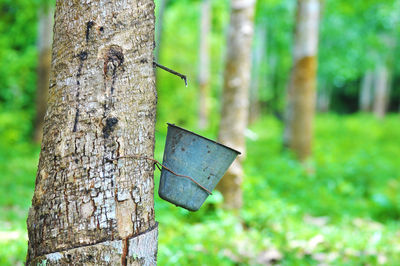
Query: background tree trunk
33,5,54,143
198,0,211,130
268,54,279,113
316,82,330,112
373,65,390,119
154,0,169,63
249,24,267,124
217,0,256,210
26,1,158,265
283,0,320,161
359,70,374,112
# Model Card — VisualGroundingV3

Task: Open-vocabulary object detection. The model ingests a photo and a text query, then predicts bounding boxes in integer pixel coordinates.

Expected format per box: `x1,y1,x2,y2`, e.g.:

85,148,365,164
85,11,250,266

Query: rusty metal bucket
158,123,240,211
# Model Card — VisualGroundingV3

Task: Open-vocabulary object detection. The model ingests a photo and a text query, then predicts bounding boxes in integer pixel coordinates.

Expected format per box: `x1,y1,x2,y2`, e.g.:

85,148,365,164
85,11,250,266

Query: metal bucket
158,123,241,211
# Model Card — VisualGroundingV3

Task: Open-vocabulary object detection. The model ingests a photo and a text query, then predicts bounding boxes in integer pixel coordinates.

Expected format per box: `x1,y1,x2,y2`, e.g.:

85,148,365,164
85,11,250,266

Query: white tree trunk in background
198,0,211,129
217,0,256,210
27,0,158,264
283,0,320,161
316,82,330,112
249,25,267,124
373,65,390,119
359,70,373,112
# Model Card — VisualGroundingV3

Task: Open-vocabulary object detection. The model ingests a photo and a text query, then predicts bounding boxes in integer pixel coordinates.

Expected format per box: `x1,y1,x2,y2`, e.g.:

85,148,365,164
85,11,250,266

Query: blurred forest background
1,0,400,265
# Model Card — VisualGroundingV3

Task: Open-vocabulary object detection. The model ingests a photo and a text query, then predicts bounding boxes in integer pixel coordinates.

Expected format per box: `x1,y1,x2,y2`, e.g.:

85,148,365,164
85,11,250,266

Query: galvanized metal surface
158,123,240,211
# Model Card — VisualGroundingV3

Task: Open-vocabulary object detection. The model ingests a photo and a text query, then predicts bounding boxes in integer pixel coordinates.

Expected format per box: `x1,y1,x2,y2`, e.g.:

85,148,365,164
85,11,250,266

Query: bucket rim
167,123,241,155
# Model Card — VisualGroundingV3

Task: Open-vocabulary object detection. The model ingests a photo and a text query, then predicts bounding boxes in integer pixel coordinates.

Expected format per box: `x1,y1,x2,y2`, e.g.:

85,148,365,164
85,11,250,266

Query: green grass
0,112,399,265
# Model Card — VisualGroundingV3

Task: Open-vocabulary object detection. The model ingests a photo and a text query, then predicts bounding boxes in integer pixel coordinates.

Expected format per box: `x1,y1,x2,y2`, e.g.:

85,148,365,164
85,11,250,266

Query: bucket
158,123,241,211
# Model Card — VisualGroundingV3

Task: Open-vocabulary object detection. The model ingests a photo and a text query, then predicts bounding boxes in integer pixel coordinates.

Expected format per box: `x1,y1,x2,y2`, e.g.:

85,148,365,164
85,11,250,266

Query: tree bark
154,0,169,62
217,0,255,210
198,0,211,130
33,5,54,143
26,1,158,265
283,0,320,161
359,70,373,112
373,65,390,119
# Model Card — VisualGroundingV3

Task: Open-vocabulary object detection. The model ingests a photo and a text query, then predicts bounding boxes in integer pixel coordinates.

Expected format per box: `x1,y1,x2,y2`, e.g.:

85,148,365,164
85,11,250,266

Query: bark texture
359,70,373,112
198,0,211,129
26,0,158,265
373,65,390,119
33,5,54,143
217,0,255,209
283,0,320,161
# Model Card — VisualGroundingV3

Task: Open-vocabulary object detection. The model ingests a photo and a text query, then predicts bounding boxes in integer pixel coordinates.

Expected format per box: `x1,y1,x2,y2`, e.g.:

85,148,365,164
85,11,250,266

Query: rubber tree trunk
249,24,267,124
316,82,330,112
154,0,169,62
217,0,255,210
26,1,158,265
373,65,390,119
359,70,374,112
198,0,211,129
283,0,320,161
268,54,279,113
33,5,54,143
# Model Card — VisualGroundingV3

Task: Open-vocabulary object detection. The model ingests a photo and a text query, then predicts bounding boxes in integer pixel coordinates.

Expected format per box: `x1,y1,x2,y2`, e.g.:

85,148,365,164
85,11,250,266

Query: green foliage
155,0,229,129
0,110,38,266
157,0,400,115
319,0,400,111
0,0,55,116
319,0,399,80
0,0,37,113
254,0,295,111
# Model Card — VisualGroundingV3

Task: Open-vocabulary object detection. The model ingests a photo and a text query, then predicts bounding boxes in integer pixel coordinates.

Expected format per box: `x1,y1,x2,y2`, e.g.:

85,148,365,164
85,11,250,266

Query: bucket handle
108,155,212,195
